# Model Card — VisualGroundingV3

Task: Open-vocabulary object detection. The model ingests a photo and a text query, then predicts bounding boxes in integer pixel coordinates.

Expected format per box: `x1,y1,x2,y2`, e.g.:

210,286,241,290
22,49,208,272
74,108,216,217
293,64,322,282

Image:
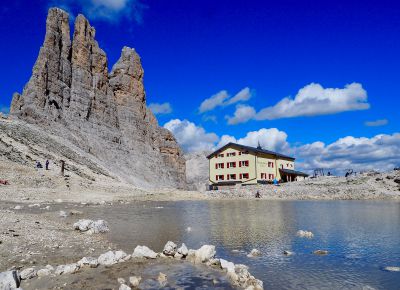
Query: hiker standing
45,160,50,170
255,191,261,198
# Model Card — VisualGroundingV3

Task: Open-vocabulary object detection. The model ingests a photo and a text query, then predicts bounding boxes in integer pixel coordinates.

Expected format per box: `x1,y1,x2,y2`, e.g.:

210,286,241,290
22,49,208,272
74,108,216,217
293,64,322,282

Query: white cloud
199,90,229,113
225,83,370,124
225,87,251,105
164,118,400,174
49,0,146,23
226,104,256,125
365,119,388,127
148,102,172,115
295,133,400,174
217,128,290,154
163,119,219,153
199,87,251,113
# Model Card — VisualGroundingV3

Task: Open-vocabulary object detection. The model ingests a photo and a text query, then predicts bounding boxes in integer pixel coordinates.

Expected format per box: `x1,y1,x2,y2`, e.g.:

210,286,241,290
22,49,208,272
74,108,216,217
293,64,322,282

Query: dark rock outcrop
10,8,186,189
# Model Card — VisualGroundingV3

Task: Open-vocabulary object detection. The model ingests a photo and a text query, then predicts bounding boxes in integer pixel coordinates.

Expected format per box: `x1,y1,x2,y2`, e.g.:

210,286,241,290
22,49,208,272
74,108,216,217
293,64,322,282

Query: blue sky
0,0,399,173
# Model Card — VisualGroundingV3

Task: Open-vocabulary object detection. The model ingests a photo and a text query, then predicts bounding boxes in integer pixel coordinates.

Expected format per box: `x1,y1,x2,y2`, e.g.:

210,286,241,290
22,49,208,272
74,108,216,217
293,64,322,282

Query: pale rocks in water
129,276,142,287
383,266,400,272
192,245,216,263
98,250,129,266
132,245,158,259
313,250,329,255
117,277,126,284
220,259,235,273
176,243,189,257
20,267,37,280
247,249,262,257
297,230,314,238
55,263,80,275
158,272,167,287
0,270,21,289
119,284,131,290
77,256,99,268
73,219,109,234
163,241,177,256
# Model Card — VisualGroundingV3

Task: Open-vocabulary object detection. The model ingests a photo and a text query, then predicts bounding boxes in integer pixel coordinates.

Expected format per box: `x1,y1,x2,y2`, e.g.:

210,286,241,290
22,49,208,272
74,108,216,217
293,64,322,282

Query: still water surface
85,200,400,290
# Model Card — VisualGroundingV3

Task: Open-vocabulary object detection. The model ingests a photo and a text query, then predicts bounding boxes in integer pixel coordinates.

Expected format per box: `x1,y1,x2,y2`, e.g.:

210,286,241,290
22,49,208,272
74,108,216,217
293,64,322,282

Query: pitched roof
206,142,295,160
279,168,309,177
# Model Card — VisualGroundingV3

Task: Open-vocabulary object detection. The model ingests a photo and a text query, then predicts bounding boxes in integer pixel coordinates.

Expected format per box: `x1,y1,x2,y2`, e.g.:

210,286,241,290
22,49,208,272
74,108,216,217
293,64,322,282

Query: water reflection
85,200,400,290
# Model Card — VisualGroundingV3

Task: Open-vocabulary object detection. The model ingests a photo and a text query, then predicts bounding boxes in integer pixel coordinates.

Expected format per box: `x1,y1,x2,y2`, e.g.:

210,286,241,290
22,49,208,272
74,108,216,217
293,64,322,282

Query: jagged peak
73,13,96,42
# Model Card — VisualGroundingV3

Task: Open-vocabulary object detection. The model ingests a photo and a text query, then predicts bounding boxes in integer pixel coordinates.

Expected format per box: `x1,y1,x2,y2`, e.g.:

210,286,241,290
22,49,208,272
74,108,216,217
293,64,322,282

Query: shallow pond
83,200,400,290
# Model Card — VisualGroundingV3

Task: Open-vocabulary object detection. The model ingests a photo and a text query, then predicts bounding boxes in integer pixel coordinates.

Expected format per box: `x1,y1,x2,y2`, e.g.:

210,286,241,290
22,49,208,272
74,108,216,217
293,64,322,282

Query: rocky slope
185,151,210,192
7,8,186,189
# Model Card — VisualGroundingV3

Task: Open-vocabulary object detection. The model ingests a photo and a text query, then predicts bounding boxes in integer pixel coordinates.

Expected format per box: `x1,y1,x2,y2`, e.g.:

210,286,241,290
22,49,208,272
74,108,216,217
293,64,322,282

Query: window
227,152,236,157
242,173,249,179
216,175,224,181
269,174,274,180
261,173,266,179
227,162,236,168
268,161,274,168
218,153,224,158
239,160,249,167
281,164,284,169
215,163,224,169
227,174,236,180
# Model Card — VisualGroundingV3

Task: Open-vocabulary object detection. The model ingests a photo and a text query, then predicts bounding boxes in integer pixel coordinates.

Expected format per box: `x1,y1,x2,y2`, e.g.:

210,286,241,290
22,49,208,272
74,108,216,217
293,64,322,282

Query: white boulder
55,263,80,275
88,220,109,234
0,270,21,289
247,249,262,257
296,230,314,238
129,276,142,287
177,243,189,257
73,219,109,234
194,245,216,263
20,267,37,280
220,259,235,273
77,257,99,268
132,246,158,259
119,284,131,290
158,272,167,287
37,267,52,277
98,251,128,266
163,241,177,256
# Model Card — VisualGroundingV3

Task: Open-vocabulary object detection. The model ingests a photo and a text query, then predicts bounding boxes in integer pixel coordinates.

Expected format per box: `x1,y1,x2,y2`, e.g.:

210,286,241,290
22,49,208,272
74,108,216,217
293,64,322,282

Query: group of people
35,160,50,170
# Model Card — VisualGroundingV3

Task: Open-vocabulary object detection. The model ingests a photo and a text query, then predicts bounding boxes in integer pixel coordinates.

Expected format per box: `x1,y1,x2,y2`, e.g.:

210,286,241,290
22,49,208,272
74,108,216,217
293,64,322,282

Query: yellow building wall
209,146,257,184
209,145,295,184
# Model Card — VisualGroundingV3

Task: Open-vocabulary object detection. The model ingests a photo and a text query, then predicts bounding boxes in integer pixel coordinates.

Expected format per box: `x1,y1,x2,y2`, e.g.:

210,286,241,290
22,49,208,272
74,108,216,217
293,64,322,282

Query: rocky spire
9,7,186,189
11,8,71,122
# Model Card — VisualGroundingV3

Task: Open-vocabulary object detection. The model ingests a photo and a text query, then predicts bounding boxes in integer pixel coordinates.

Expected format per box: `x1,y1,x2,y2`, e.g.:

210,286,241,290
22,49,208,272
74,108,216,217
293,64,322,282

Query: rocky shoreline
1,200,266,289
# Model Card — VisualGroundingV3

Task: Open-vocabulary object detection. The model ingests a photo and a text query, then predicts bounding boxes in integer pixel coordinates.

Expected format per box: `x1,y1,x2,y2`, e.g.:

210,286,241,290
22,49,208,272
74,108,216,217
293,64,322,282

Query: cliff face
10,8,186,189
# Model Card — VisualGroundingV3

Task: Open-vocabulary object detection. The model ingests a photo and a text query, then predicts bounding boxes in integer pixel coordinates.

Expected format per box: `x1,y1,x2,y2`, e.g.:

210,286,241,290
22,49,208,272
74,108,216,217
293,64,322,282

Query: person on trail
255,191,261,198
45,160,49,170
